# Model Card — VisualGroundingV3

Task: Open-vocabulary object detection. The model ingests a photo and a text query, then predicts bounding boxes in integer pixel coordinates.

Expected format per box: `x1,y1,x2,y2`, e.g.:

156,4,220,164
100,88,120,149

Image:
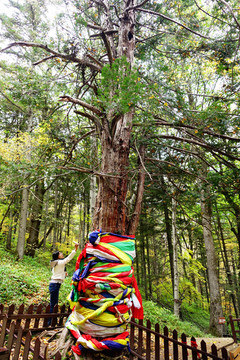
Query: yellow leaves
194,130,198,134
0,132,34,163
149,95,155,99
164,102,168,106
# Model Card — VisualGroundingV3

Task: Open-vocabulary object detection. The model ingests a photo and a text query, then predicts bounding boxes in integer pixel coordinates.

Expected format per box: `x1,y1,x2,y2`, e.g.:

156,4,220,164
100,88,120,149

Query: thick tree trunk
17,187,29,259
93,115,132,233
93,0,137,234
200,178,223,336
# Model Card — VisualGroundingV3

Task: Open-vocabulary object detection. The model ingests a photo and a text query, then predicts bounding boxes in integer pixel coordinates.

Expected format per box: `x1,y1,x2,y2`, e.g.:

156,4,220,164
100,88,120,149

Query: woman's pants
48,282,61,325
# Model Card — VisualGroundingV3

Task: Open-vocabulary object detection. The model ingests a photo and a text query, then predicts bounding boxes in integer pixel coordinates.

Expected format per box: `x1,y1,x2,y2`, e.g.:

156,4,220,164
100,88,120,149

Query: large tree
1,0,240,336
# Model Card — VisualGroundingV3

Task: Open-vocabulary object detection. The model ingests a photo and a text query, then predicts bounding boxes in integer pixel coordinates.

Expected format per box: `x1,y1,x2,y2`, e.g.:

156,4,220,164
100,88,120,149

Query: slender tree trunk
26,181,45,256
0,195,16,232
214,203,239,317
135,234,140,285
141,235,148,300
6,209,13,250
83,193,86,240
145,231,152,299
172,196,180,317
53,180,58,248
43,190,49,250
17,187,29,259
161,177,174,290
200,173,223,336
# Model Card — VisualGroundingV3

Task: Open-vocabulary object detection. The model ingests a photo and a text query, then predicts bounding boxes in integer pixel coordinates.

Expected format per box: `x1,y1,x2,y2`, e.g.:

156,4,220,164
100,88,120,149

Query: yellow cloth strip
71,289,131,326
98,242,132,265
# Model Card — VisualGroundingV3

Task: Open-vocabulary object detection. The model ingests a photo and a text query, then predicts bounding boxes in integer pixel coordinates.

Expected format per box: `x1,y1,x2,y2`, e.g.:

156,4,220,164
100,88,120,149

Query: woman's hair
52,251,59,261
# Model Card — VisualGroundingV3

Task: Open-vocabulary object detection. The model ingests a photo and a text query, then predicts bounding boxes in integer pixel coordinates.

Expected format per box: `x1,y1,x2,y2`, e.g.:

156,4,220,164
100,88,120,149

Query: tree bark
161,176,174,290
200,170,223,336
6,209,13,250
26,180,45,256
53,180,58,248
93,0,137,234
172,196,180,318
214,202,239,317
17,187,29,260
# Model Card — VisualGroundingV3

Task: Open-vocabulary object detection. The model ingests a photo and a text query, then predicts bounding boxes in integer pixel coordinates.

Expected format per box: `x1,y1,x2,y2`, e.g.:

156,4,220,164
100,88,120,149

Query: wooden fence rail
0,304,235,360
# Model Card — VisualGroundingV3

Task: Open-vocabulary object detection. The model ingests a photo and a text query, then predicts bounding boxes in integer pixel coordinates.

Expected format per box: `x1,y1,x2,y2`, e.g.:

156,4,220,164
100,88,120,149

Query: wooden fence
129,318,229,360
0,304,235,360
0,303,68,359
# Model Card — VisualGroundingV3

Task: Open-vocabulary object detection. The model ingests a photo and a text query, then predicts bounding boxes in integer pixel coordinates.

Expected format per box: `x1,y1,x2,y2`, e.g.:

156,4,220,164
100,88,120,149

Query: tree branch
59,95,103,116
64,129,96,164
0,42,102,71
155,134,240,161
58,166,121,178
33,55,56,66
86,53,103,68
147,157,209,183
0,89,26,113
137,8,211,40
155,120,240,142
126,0,151,11
134,140,152,180
218,0,240,29
194,0,235,28
74,110,102,131
101,32,114,64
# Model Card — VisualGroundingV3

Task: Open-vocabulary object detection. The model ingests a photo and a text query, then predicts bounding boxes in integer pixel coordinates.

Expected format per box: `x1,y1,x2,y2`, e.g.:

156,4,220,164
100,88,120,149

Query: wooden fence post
16,303,24,330
173,329,178,360
0,316,8,347
22,331,32,360
164,326,169,360
138,319,143,356
155,323,160,360
12,326,23,360
146,319,151,360
200,339,207,360
181,333,188,360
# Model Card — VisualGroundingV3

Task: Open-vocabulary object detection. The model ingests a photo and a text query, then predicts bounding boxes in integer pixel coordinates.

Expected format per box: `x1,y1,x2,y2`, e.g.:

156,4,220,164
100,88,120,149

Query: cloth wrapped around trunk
65,231,143,355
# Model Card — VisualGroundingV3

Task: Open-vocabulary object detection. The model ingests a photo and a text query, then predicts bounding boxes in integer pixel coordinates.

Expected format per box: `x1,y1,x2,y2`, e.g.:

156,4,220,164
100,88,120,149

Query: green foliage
142,300,211,337
97,56,144,115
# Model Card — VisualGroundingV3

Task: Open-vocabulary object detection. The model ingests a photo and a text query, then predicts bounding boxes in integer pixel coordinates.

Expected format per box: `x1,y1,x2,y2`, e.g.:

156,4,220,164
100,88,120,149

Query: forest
0,0,240,342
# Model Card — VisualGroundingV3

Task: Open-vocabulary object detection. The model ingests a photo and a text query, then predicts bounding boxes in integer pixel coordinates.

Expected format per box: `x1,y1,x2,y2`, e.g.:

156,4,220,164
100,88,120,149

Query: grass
142,300,211,337
0,244,212,337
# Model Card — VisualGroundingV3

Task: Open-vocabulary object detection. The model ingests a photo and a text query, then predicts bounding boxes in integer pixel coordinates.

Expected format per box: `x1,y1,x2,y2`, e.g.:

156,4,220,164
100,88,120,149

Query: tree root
38,327,129,359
